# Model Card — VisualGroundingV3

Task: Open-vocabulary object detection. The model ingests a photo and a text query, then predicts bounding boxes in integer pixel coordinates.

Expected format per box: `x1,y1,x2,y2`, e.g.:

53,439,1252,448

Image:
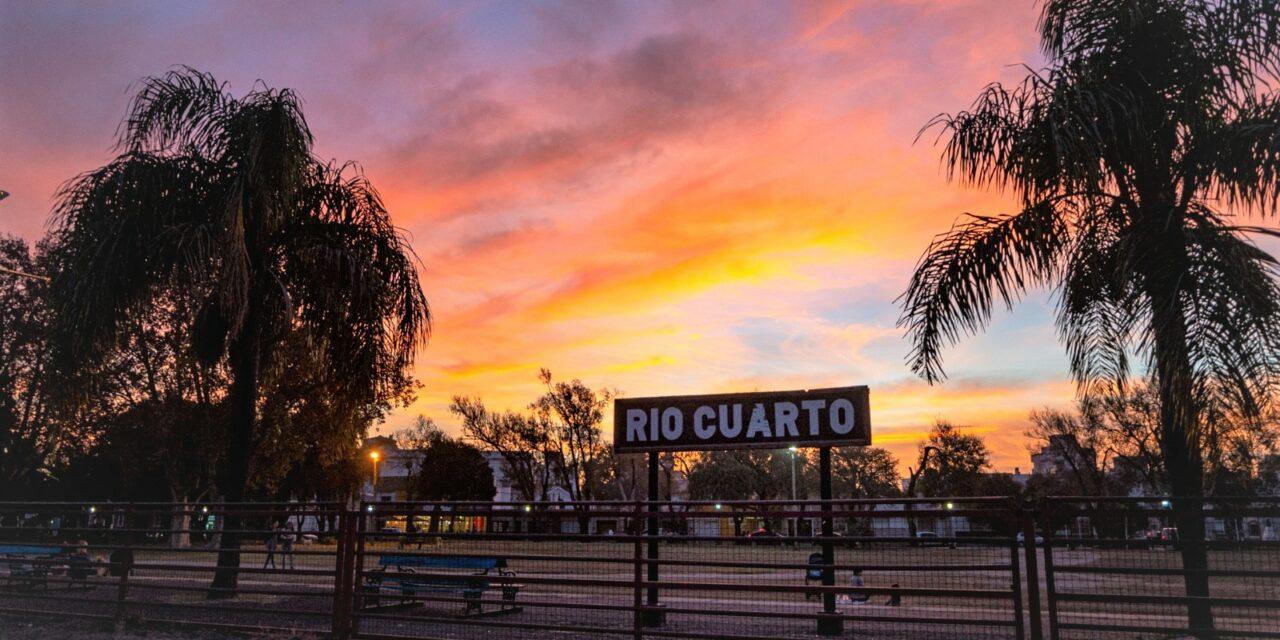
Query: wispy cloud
0,0,1065,472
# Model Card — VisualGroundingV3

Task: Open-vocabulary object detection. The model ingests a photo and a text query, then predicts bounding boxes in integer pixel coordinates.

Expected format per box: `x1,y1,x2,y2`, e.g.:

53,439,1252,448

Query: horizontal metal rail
1056,621,1280,639
354,529,1017,544
1051,565,1280,578
1054,592,1280,608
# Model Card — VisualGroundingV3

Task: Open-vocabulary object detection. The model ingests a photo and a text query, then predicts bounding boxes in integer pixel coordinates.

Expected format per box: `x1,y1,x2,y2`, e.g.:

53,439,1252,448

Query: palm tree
900,2,1280,634
48,68,430,595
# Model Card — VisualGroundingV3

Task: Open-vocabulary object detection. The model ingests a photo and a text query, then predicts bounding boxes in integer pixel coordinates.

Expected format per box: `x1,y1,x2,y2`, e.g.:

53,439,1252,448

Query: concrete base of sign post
816,613,843,636
640,605,666,627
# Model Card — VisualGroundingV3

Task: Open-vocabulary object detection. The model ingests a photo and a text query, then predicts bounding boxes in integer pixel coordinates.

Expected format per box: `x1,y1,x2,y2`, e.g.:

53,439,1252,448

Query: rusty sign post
614,385,871,636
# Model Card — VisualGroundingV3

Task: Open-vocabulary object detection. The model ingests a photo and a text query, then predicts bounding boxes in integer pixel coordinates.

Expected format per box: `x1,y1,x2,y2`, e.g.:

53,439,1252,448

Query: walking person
280,521,296,570
262,523,279,570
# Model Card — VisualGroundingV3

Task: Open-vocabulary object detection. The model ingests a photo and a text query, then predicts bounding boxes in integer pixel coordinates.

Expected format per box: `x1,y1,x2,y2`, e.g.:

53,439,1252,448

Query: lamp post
789,446,799,537
369,450,381,500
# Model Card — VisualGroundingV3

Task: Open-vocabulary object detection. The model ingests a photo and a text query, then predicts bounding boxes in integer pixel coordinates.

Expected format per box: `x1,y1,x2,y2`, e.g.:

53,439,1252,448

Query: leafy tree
412,439,496,503
914,422,991,497
453,396,555,502
261,331,415,502
1030,383,1279,497
394,415,447,453
1026,403,1112,496
98,397,225,546
47,68,430,595
684,448,811,534
686,450,760,536
0,236,58,494
532,369,612,506
830,446,901,535
899,3,1280,630
453,369,612,529
831,446,902,499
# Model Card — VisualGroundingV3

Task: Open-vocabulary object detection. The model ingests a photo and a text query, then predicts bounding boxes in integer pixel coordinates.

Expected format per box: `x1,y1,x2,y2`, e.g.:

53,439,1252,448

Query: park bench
0,545,62,591
360,554,522,617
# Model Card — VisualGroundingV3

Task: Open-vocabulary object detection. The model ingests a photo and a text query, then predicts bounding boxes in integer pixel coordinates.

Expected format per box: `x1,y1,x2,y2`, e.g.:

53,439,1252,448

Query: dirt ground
0,615,317,639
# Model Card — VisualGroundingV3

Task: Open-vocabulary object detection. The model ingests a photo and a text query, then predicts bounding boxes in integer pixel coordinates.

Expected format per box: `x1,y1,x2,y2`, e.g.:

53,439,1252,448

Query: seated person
842,569,871,605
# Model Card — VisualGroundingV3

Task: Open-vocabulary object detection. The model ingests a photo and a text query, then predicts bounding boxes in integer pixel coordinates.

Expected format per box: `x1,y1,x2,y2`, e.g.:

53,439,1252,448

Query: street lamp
369,450,381,501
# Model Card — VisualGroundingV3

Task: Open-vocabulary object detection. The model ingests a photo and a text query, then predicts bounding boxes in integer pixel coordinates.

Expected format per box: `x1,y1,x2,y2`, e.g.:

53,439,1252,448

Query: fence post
641,452,665,626
112,504,135,633
1010,499,1026,640
1021,500,1044,640
349,504,369,637
1041,500,1059,640
331,508,355,639
816,447,841,636
632,500,644,640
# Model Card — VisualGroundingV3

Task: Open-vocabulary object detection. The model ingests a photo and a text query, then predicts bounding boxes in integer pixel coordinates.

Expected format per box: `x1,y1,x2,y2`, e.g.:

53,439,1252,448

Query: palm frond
898,198,1068,382
281,162,430,399
120,66,233,155
49,153,220,361
1055,203,1142,391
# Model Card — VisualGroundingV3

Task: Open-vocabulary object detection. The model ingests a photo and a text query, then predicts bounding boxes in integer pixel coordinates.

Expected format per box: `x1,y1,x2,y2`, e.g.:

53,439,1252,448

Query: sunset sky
0,1,1074,472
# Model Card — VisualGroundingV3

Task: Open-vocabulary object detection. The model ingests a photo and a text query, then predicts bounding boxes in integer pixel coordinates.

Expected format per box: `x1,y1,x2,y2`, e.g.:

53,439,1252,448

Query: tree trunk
1146,260,1214,636
170,491,191,549
208,320,260,599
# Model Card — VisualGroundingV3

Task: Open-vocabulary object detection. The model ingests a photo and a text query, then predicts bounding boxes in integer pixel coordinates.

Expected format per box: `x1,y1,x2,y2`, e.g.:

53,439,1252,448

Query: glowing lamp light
714,503,723,511
1160,500,1172,508
369,451,380,461
201,507,209,514
366,505,374,512
88,506,96,514
788,446,799,453
945,502,955,510
523,505,532,512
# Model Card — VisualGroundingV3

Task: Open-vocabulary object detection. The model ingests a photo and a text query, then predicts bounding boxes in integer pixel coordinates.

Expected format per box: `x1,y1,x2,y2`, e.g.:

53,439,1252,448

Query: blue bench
0,545,62,591
360,554,522,617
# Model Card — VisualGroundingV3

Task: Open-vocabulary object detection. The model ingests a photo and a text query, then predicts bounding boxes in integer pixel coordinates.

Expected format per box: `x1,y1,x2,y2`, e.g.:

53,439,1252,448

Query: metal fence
1,498,1275,639
352,498,1029,640
1041,496,1280,640
0,501,347,636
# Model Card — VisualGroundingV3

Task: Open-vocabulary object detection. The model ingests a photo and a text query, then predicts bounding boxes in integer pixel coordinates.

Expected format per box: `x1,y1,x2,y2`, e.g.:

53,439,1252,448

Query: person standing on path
280,521,296,570
262,524,279,570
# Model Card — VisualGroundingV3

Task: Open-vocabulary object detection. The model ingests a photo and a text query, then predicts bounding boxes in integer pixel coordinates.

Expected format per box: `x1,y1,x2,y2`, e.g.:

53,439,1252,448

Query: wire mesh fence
0,501,347,636
5,497,1274,639
350,498,1029,640
1042,496,1280,640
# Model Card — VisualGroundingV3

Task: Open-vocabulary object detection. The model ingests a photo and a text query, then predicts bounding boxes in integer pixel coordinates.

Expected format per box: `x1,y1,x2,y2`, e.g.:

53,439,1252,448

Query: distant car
747,528,783,545
300,533,318,544
913,531,949,548
1160,527,1179,542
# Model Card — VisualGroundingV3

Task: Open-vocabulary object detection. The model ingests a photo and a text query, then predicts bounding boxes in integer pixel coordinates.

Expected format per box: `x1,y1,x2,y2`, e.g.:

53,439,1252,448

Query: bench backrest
805,552,827,579
379,555,504,571
0,545,61,556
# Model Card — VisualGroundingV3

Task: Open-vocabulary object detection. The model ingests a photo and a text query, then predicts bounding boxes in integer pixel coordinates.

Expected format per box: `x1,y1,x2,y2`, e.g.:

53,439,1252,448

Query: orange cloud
2,0,1062,474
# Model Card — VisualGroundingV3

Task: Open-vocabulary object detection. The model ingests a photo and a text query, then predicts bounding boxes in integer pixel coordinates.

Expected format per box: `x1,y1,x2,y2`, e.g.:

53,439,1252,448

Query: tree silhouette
48,67,430,595
900,2,1280,633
